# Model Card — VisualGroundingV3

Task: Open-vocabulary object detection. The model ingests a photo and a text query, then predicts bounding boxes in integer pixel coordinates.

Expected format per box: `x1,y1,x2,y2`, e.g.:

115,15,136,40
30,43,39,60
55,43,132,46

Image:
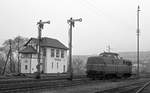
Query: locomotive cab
99,52,122,60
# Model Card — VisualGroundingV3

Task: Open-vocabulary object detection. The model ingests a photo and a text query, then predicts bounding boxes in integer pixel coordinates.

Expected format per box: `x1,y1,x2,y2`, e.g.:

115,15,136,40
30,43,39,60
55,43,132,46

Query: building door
63,65,65,72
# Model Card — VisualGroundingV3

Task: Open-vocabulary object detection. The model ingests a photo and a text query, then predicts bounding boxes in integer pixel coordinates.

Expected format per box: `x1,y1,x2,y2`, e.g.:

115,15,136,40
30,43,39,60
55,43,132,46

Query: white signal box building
19,37,68,73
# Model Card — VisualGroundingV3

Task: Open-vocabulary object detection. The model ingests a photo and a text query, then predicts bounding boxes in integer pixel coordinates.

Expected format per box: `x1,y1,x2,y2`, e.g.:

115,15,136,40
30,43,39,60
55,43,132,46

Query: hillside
119,51,150,63
73,51,150,63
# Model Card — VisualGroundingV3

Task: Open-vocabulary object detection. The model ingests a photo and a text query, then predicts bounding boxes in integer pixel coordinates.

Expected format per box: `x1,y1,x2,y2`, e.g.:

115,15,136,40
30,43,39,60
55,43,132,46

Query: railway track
96,78,150,93
0,75,149,93
0,75,89,93
0,74,86,84
1,79,100,93
135,80,150,93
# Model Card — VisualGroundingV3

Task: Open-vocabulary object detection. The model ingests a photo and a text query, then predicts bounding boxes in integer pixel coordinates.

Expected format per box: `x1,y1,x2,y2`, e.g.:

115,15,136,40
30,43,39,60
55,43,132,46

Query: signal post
67,17,82,80
36,20,50,79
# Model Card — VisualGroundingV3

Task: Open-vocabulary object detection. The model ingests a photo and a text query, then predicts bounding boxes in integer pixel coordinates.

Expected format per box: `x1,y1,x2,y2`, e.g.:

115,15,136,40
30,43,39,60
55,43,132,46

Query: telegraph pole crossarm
67,17,82,80
36,20,50,79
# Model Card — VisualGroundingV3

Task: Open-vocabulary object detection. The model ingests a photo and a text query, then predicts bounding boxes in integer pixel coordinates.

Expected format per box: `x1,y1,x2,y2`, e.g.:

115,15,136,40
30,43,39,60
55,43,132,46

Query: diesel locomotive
86,52,132,79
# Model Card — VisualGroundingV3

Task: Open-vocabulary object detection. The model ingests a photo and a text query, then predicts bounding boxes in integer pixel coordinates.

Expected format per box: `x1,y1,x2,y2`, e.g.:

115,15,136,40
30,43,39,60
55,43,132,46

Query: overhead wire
78,0,133,29
76,0,138,52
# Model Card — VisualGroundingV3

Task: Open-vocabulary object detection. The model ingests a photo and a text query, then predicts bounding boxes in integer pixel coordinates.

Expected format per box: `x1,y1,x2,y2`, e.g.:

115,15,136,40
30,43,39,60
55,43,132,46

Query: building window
22,54,31,58
57,62,59,69
43,48,46,56
61,50,64,58
32,54,37,59
56,49,60,58
25,65,28,70
52,62,53,69
51,49,55,57
24,60,28,63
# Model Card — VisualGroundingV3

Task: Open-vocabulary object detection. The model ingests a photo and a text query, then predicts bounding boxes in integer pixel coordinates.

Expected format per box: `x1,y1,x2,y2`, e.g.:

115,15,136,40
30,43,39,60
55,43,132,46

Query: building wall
31,57,38,73
21,58,31,73
20,54,37,73
20,48,68,74
45,48,67,73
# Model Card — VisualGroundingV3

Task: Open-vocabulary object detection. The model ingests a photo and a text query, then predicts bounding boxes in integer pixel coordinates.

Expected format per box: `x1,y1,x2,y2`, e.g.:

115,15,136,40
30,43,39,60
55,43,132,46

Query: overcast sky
0,0,149,55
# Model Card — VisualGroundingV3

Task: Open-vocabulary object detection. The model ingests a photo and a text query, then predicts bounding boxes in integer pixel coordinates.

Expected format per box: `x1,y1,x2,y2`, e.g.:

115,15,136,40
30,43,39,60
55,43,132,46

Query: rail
135,80,150,93
96,78,150,93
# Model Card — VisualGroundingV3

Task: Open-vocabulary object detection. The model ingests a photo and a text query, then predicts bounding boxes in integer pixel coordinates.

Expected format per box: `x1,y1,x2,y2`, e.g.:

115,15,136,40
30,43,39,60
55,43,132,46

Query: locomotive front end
86,56,105,79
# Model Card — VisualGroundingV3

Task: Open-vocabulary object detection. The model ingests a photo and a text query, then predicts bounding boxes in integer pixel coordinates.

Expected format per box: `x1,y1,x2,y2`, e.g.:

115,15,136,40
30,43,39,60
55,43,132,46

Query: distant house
19,37,68,74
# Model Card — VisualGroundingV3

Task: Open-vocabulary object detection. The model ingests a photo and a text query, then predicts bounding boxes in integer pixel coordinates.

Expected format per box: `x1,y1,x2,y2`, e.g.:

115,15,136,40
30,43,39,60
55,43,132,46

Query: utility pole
137,5,140,77
36,20,50,79
9,40,12,73
2,49,11,75
2,40,13,75
67,17,82,80
17,38,20,73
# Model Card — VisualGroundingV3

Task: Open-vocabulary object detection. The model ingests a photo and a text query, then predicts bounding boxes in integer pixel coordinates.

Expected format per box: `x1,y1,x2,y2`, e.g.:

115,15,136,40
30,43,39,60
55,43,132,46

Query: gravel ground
20,78,149,93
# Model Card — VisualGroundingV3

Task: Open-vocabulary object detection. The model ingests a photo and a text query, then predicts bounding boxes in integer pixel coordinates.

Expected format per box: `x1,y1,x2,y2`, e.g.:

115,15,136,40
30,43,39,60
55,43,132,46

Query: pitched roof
25,37,68,50
19,46,37,54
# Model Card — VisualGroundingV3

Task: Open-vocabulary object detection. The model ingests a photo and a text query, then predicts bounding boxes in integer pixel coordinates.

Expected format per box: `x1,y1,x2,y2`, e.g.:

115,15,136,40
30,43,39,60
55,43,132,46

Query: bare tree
14,36,29,73
72,56,86,75
0,36,28,74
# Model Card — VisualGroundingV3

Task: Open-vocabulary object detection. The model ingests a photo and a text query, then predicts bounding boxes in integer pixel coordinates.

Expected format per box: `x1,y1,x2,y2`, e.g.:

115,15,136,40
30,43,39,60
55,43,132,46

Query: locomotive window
108,55,112,57
114,56,118,59
118,56,121,59
112,60,114,64
101,55,107,57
